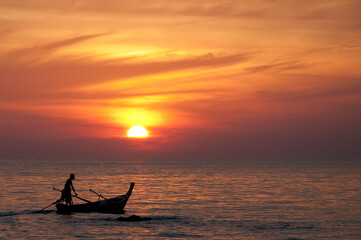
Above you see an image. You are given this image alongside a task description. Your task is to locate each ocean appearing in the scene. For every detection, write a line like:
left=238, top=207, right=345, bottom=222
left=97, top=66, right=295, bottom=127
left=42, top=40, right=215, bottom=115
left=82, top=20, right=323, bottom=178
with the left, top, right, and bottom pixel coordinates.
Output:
left=0, top=158, right=360, bottom=239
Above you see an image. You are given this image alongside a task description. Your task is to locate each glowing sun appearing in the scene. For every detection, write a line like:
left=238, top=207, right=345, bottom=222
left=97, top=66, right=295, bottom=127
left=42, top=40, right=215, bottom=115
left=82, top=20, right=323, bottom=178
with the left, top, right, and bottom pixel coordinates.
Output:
left=127, top=126, right=148, bottom=138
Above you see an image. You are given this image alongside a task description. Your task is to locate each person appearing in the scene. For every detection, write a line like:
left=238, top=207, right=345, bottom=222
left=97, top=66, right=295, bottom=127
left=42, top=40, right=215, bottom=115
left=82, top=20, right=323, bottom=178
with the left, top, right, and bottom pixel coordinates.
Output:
left=60, top=173, right=78, bottom=205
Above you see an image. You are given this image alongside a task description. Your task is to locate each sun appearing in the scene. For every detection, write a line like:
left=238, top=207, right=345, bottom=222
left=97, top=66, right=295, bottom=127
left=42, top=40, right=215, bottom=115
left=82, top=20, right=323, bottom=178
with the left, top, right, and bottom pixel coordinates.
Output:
left=127, top=126, right=148, bottom=138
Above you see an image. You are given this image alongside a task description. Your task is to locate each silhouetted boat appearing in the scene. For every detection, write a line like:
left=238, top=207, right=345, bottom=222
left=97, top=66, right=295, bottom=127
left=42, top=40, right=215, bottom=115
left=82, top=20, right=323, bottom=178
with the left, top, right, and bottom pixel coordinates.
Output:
left=56, top=182, right=135, bottom=214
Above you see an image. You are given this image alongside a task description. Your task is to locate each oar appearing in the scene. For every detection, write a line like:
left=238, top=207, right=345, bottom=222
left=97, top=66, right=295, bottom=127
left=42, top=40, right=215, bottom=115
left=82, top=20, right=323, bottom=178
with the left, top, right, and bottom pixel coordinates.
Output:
left=53, top=187, right=92, bottom=203
left=89, top=188, right=107, bottom=200
left=38, top=200, right=60, bottom=212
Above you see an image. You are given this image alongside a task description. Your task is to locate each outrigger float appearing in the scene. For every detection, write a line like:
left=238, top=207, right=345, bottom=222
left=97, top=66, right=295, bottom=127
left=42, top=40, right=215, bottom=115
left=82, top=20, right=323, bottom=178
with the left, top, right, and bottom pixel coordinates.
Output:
left=54, top=182, right=135, bottom=214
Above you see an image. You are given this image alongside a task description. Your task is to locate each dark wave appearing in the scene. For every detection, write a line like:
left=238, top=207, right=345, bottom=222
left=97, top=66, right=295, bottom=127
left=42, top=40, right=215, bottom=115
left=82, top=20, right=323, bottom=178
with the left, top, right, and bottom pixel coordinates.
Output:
left=149, top=215, right=181, bottom=221
left=208, top=219, right=316, bottom=231
left=0, top=209, right=55, bottom=217
left=282, top=238, right=305, bottom=240
left=156, top=232, right=205, bottom=238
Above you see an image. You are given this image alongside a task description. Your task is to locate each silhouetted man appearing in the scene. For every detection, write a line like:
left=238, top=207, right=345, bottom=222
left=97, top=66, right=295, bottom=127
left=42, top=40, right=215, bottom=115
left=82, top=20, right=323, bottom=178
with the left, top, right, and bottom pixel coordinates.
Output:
left=60, top=173, right=78, bottom=205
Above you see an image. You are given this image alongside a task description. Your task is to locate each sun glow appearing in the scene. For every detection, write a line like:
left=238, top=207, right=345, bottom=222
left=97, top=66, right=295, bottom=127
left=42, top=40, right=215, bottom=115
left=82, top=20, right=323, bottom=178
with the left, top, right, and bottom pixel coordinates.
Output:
left=111, top=108, right=162, bottom=128
left=127, top=126, right=148, bottom=138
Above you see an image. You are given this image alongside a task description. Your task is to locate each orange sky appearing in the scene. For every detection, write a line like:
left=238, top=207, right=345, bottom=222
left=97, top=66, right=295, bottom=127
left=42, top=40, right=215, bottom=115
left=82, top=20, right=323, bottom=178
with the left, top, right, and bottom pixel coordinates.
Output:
left=0, top=0, right=360, bottom=158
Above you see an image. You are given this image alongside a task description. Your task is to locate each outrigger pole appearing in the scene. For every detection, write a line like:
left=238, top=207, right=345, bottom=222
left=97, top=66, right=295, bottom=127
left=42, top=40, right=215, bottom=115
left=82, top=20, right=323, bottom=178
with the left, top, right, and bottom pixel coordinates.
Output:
left=89, top=189, right=107, bottom=200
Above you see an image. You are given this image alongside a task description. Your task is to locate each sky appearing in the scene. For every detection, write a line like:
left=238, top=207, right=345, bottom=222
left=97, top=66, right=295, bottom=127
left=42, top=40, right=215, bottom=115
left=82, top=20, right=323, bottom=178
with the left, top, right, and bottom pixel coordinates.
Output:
left=0, top=0, right=360, bottom=158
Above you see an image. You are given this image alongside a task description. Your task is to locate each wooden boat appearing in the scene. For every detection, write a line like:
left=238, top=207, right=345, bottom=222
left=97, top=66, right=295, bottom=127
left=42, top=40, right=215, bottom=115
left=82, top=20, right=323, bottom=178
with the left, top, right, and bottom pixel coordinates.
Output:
left=56, top=182, right=135, bottom=214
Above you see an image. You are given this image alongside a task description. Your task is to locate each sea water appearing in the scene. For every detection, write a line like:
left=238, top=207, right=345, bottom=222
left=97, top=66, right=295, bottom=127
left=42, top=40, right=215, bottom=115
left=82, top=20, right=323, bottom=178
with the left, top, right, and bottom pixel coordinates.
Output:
left=0, top=158, right=360, bottom=239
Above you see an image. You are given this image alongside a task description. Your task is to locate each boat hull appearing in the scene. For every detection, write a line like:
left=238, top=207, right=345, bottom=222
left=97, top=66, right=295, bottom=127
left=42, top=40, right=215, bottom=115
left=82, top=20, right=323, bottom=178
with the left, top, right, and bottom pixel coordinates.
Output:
left=56, top=182, right=134, bottom=214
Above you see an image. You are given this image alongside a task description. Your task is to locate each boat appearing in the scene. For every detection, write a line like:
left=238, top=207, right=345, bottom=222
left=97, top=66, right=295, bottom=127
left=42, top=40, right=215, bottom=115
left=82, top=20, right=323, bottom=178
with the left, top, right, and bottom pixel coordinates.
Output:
left=56, top=182, right=135, bottom=214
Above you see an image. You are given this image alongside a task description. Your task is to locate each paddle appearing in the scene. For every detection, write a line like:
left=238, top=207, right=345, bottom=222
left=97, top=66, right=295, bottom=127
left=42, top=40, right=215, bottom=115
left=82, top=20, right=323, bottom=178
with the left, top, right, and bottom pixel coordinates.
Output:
left=38, top=200, right=60, bottom=212
left=89, top=188, right=107, bottom=200
left=38, top=199, right=60, bottom=212
left=52, top=187, right=92, bottom=203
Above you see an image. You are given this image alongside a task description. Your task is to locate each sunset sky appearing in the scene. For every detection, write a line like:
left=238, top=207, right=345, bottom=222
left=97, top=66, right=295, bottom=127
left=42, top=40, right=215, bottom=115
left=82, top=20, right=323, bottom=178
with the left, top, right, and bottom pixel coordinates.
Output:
left=0, top=0, right=360, bottom=158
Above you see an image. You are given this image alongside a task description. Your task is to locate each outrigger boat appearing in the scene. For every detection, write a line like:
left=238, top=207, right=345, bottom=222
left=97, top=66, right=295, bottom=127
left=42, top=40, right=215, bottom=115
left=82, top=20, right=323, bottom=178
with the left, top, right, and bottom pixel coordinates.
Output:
left=55, top=182, right=135, bottom=214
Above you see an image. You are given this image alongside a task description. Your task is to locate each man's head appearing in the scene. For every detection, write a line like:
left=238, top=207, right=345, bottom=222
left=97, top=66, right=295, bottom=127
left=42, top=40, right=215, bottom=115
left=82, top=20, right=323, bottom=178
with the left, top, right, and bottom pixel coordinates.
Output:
left=70, top=173, right=75, bottom=180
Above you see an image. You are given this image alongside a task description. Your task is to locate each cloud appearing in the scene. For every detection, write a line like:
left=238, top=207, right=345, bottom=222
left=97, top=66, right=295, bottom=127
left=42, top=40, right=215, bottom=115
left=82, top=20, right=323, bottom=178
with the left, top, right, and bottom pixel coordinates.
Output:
left=2, top=33, right=107, bottom=65
left=246, top=61, right=308, bottom=73
left=0, top=108, right=108, bottom=139
left=2, top=119, right=360, bottom=158
left=0, top=19, right=15, bottom=37
left=254, top=80, right=361, bottom=102
left=3, top=0, right=359, bottom=20
left=0, top=45, right=247, bottom=101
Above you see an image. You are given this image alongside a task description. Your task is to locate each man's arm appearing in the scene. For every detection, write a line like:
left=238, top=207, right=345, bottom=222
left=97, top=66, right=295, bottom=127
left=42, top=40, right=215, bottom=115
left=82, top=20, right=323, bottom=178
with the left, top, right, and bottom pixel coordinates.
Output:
left=71, top=182, right=78, bottom=196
